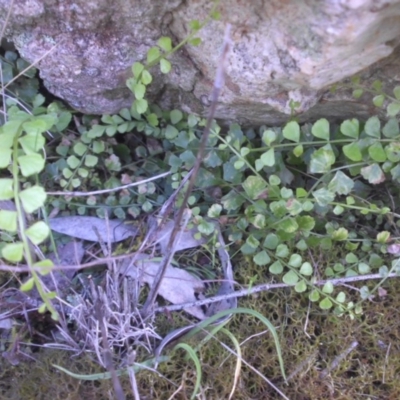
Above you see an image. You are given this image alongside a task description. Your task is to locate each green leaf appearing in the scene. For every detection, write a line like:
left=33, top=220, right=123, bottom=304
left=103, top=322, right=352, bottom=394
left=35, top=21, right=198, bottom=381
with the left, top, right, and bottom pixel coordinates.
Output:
left=322, top=282, right=334, bottom=294
left=300, top=262, right=313, bottom=276
left=197, top=219, right=215, bottom=235
left=189, top=37, right=202, bottom=46
left=78, top=168, right=88, bottom=178
left=0, top=130, right=17, bottom=151
left=33, top=259, right=54, bottom=276
left=293, top=144, right=303, bottom=157
left=328, top=171, right=354, bottom=195
left=188, top=114, right=199, bottom=128
left=25, top=221, right=50, bottom=245
left=372, top=79, right=382, bottom=91
left=132, top=62, right=145, bottom=78
left=312, top=188, right=334, bottom=206
left=341, top=119, right=359, bottom=138
left=387, top=102, right=400, bottom=117
left=377, top=231, right=390, bottom=243
left=73, top=142, right=87, bottom=156
left=253, top=250, right=271, bottom=266
left=160, top=58, right=171, bottom=74
left=282, top=270, right=299, bottom=285
left=296, top=187, right=307, bottom=198
left=105, top=125, right=116, bottom=137
left=170, top=110, right=183, bottom=124
left=2, top=242, right=24, bottom=262
left=20, top=277, right=35, bottom=292
left=141, top=70, right=152, bottom=85
left=373, top=94, right=385, bottom=107
left=119, top=108, right=131, bottom=120
left=309, top=148, right=335, bottom=173
left=63, top=168, right=73, bottom=179
left=240, top=147, right=250, bottom=157
left=1, top=120, right=23, bottom=140
left=279, top=218, right=298, bottom=233
left=269, top=260, right=283, bottom=274
left=270, top=175, right=281, bottom=186
left=165, top=124, right=179, bottom=140
left=18, top=153, right=45, bottom=176
left=207, top=204, right=222, bottom=218
left=346, top=252, right=358, bottom=263
left=22, top=119, right=47, bottom=135
left=336, top=292, right=346, bottom=303
left=0, top=148, right=12, bottom=168
left=56, top=111, right=72, bottom=131
left=281, top=188, right=293, bottom=199
left=260, top=148, right=275, bottom=167
left=262, top=129, right=277, bottom=146
left=364, top=116, right=381, bottom=138
left=394, top=86, right=400, bottom=100
left=343, top=141, right=362, bottom=161
left=18, top=133, right=45, bottom=154
left=382, top=118, right=399, bottom=138
left=38, top=303, right=47, bottom=314
left=189, top=20, right=201, bottom=30
left=87, top=124, right=106, bottom=138
left=309, top=290, right=320, bottom=302
left=133, top=83, right=146, bottom=100
left=358, top=262, right=370, bottom=274
left=147, top=46, right=160, bottom=64
left=297, top=216, right=315, bottom=231
left=276, top=244, right=289, bottom=258
left=283, top=121, right=300, bottom=142
left=133, top=98, right=148, bottom=114
left=385, top=142, right=400, bottom=162
left=331, top=227, right=348, bottom=241
left=157, top=36, right=172, bottom=52
left=294, top=280, right=307, bottom=293
left=311, top=118, right=330, bottom=140
left=379, top=265, right=389, bottom=277
left=84, top=154, right=98, bottom=167
left=368, top=142, right=386, bottom=162
left=352, top=88, right=363, bottom=98
left=19, top=185, right=47, bottom=213
left=242, top=175, right=267, bottom=200
left=263, top=233, right=279, bottom=249
left=360, top=163, right=385, bottom=184
left=319, top=297, right=333, bottom=310
left=246, top=235, right=260, bottom=248
left=67, top=155, right=80, bottom=169
left=146, top=113, right=159, bottom=127
left=234, top=160, right=245, bottom=170
left=0, top=178, right=14, bottom=200
left=286, top=198, right=303, bottom=216
left=0, top=209, right=17, bottom=232
left=288, top=254, right=302, bottom=268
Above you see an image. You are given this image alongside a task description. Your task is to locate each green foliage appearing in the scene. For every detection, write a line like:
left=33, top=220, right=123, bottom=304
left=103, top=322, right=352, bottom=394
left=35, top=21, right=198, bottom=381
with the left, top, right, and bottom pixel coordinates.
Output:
left=3, top=10, right=400, bottom=398
left=0, top=103, right=59, bottom=318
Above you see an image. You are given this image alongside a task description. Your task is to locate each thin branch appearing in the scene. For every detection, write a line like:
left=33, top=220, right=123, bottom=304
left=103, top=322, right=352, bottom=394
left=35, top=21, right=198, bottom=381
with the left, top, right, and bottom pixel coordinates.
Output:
left=319, top=341, right=359, bottom=379
left=46, top=171, right=171, bottom=196
left=141, top=24, right=232, bottom=316
left=153, top=272, right=400, bottom=314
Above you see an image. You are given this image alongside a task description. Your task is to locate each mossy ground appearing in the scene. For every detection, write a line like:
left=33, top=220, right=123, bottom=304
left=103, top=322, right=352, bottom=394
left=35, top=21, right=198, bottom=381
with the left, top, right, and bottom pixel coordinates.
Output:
left=1, top=253, right=400, bottom=400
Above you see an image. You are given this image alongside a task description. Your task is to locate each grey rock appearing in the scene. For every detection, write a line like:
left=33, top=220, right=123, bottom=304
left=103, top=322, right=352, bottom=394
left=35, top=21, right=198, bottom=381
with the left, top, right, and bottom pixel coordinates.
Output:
left=1, top=0, right=400, bottom=125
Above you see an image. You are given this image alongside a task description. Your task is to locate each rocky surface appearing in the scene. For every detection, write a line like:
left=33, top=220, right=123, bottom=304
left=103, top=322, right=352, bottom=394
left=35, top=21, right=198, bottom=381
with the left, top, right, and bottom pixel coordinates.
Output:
left=1, top=0, right=400, bottom=125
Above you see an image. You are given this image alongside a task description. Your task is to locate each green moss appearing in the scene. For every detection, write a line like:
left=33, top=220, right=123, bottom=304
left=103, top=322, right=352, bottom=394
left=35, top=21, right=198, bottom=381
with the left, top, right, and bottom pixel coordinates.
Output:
left=3, top=247, right=400, bottom=399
